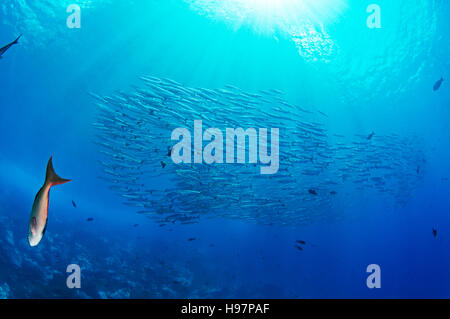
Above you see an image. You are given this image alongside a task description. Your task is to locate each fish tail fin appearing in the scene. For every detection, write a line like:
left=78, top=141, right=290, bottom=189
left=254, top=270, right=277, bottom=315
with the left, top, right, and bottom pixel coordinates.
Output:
left=45, top=156, right=71, bottom=187
left=13, top=35, right=22, bottom=44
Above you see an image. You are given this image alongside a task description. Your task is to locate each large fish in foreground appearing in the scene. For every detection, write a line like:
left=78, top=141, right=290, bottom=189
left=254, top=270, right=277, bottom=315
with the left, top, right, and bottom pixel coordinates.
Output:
left=0, top=35, right=21, bottom=59
left=28, top=157, right=71, bottom=247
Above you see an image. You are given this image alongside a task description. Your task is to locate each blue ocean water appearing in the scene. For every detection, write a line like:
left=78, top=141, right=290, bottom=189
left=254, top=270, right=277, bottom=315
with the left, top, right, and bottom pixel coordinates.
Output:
left=0, top=0, right=449, bottom=298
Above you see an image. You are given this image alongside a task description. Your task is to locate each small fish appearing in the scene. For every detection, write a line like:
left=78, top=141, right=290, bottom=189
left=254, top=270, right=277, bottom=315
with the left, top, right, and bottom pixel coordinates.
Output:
left=0, top=35, right=21, bottom=59
left=133, top=224, right=139, bottom=227
left=188, top=237, right=196, bottom=241
left=161, top=161, right=166, bottom=168
left=433, top=228, right=437, bottom=237
left=296, top=240, right=306, bottom=245
left=72, top=200, right=77, bottom=208
left=367, top=131, right=375, bottom=140
left=167, top=146, right=172, bottom=157
left=87, top=218, right=94, bottom=222
left=28, top=157, right=71, bottom=247
left=433, top=77, right=444, bottom=91
left=295, top=245, right=303, bottom=251
left=317, top=110, right=329, bottom=118
left=308, top=189, right=318, bottom=195
left=330, top=191, right=337, bottom=195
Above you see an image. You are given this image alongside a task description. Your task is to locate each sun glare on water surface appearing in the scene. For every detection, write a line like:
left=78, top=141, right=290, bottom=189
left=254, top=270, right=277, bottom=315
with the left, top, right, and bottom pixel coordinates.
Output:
left=185, top=0, right=349, bottom=62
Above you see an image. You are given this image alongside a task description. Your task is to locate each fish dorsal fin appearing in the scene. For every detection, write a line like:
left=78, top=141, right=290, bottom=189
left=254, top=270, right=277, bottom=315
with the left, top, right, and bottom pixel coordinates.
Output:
left=45, top=156, right=71, bottom=186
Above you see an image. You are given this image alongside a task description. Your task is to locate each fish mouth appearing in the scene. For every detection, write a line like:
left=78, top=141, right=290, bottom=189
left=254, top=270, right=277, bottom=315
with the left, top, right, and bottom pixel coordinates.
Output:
left=28, top=234, right=41, bottom=247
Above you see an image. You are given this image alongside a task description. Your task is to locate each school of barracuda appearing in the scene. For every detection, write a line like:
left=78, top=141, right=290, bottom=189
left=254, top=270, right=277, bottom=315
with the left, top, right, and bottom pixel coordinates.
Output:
left=91, top=76, right=425, bottom=226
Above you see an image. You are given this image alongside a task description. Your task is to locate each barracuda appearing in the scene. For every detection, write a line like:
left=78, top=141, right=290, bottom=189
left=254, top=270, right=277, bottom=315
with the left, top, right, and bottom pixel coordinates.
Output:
left=0, top=35, right=21, bottom=59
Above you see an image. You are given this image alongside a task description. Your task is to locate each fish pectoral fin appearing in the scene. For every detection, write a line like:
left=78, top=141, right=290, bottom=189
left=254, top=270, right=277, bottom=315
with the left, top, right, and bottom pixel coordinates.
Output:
left=31, top=217, right=37, bottom=228
left=30, top=217, right=38, bottom=234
